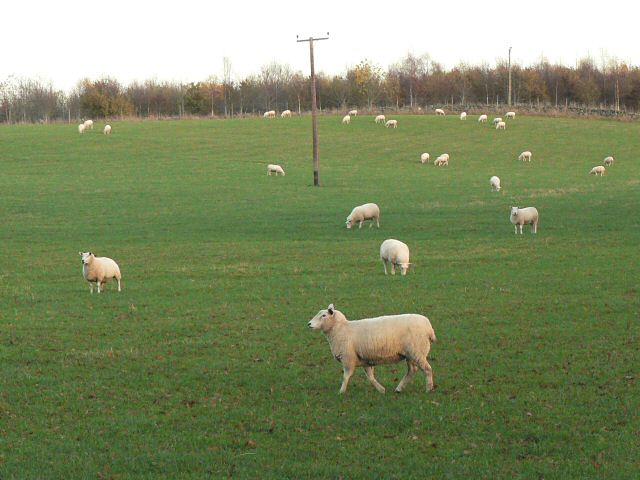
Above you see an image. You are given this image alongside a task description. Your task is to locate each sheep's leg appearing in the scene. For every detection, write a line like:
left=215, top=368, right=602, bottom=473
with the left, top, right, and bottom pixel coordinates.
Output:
left=358, top=220, right=363, bottom=229
left=369, top=219, right=373, bottom=228
left=416, top=358, right=435, bottom=391
left=117, top=277, right=122, bottom=292
left=89, top=282, right=93, bottom=294
left=514, top=225, right=518, bottom=235
left=391, top=263, right=396, bottom=275
left=339, top=364, right=355, bottom=394
left=96, top=280, right=101, bottom=293
left=395, top=361, right=418, bottom=392
left=519, top=224, right=523, bottom=235
left=376, top=217, right=380, bottom=228
left=382, top=260, right=388, bottom=275
left=363, top=366, right=386, bottom=393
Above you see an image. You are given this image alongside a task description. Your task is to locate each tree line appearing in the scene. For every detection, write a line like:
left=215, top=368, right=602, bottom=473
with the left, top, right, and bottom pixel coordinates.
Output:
left=2, top=53, right=640, bottom=123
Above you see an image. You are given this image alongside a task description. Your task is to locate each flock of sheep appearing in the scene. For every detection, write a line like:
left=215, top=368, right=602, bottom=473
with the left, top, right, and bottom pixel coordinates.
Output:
left=78, top=119, right=111, bottom=135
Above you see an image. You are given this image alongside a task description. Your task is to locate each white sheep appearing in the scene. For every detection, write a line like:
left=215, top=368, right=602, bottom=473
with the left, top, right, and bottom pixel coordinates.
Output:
left=348, top=109, right=358, bottom=116
left=490, top=175, right=501, bottom=191
left=496, top=121, right=506, bottom=130
left=346, top=203, right=380, bottom=229
left=420, top=153, right=430, bottom=164
left=434, top=157, right=448, bottom=167
left=385, top=119, right=398, bottom=128
left=460, top=112, right=467, bottom=120
left=263, top=110, right=276, bottom=118
left=79, top=251, right=122, bottom=293
left=603, top=156, right=615, bottom=166
left=78, top=124, right=86, bottom=134
left=506, top=111, right=516, bottom=119
left=308, top=304, right=436, bottom=393
left=267, top=164, right=285, bottom=176
left=510, top=206, right=539, bottom=234
left=83, top=119, right=94, bottom=130
left=281, top=110, right=292, bottom=118
left=380, top=239, right=411, bottom=276
left=375, top=114, right=386, bottom=124
left=492, top=117, right=503, bottom=125
left=435, top=108, right=445, bottom=116
left=103, top=125, right=112, bottom=135
left=342, top=115, right=351, bottom=125
left=589, top=165, right=606, bottom=176
left=478, top=114, right=488, bottom=123
left=519, top=151, right=532, bottom=162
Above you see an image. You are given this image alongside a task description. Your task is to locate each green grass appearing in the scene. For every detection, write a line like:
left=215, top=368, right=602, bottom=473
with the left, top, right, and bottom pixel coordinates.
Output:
left=1, top=115, right=639, bottom=479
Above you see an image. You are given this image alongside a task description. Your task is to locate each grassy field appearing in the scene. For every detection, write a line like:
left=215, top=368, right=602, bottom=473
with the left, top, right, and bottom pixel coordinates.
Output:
left=1, top=114, right=638, bottom=479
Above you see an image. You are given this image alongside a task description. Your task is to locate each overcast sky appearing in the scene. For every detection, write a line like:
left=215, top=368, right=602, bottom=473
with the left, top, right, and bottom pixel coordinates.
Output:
left=2, top=0, right=638, bottom=91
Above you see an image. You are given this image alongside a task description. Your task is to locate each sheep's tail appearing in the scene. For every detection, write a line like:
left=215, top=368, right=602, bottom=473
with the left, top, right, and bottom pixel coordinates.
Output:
left=429, top=329, right=437, bottom=343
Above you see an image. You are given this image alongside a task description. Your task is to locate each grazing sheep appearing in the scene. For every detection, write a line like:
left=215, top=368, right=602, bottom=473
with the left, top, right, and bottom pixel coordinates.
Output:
left=263, top=110, right=276, bottom=118
left=589, top=165, right=606, bottom=176
left=346, top=203, right=380, bottom=229
left=308, top=304, right=436, bottom=393
left=348, top=109, right=358, bottom=116
left=490, top=175, right=501, bottom=191
left=342, top=115, right=351, bottom=125
left=492, top=117, right=503, bottom=125
left=519, top=151, right=532, bottom=162
left=375, top=114, right=386, bottom=124
left=478, top=114, right=488, bottom=123
left=83, top=119, right=94, bottom=130
left=78, top=124, right=86, bottom=134
left=267, top=164, right=285, bottom=176
left=460, top=112, right=467, bottom=120
left=510, top=206, right=539, bottom=234
left=435, top=108, right=445, bottom=116
left=385, top=119, right=398, bottom=128
left=79, top=251, right=122, bottom=294
left=380, top=239, right=411, bottom=276
left=420, top=153, right=431, bottom=164
left=434, top=157, right=448, bottom=166
left=603, top=156, right=615, bottom=166
left=103, top=125, right=112, bottom=135
left=496, top=121, right=506, bottom=130
left=505, top=111, right=516, bottom=119
left=281, top=110, right=292, bottom=118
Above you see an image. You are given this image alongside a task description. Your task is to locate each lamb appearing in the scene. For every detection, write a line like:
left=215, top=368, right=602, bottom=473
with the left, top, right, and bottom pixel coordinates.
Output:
left=346, top=203, right=380, bottom=229
left=348, top=109, right=358, bottom=116
left=510, top=206, right=539, bottom=234
left=308, top=304, right=436, bottom=393
left=385, top=119, right=398, bottom=128
left=79, top=251, right=122, bottom=293
left=83, top=119, right=94, bottom=130
left=420, top=152, right=430, bottom=164
left=505, top=111, right=516, bottom=119
left=281, top=110, right=292, bottom=118
left=267, top=164, right=285, bottom=176
left=78, top=124, right=86, bottom=134
left=342, top=115, right=351, bottom=125
left=603, top=156, right=615, bottom=166
left=496, top=121, right=506, bottom=130
left=435, top=108, right=445, bottom=116
left=375, top=114, right=386, bottom=124
left=492, top=117, right=503, bottom=125
left=103, top=125, right=112, bottom=135
left=460, top=112, right=467, bottom=120
left=519, top=151, right=532, bottom=162
left=263, top=110, right=276, bottom=118
left=490, top=175, right=501, bottom=191
left=380, top=239, right=411, bottom=276
left=589, top=165, right=606, bottom=176
left=478, top=114, right=488, bottom=123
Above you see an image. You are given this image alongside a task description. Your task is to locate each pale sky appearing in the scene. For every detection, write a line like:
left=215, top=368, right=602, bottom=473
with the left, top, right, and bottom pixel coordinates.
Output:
left=2, top=0, right=638, bottom=91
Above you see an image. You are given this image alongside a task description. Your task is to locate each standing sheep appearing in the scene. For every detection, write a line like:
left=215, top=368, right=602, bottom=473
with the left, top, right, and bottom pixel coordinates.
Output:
left=496, top=121, right=506, bottom=130
left=380, top=239, right=411, bottom=275
left=420, top=153, right=430, bottom=164
left=519, top=151, right=532, bottom=162
left=492, top=117, right=503, bottom=125
left=478, top=114, right=488, bottom=123
left=434, top=157, right=448, bottom=166
left=83, top=119, right=94, bottom=130
left=103, top=125, right=112, bottom=135
left=281, top=110, right=292, bottom=118
left=78, top=124, right=86, bottom=134
left=589, top=165, right=606, bottom=176
left=308, top=304, right=436, bottom=393
left=342, top=115, right=351, bottom=125
left=385, top=119, right=398, bottom=128
left=348, top=109, right=358, bottom=116
left=435, top=108, right=445, bottom=116
left=460, top=112, right=467, bottom=120
left=490, top=176, right=501, bottom=191
left=267, top=164, right=285, bottom=176
left=505, top=111, right=516, bottom=119
left=263, top=110, right=276, bottom=118
left=510, top=206, right=539, bottom=234
left=346, top=203, right=380, bottom=229
left=79, top=252, right=122, bottom=293
left=375, top=114, right=386, bottom=124
left=603, top=156, right=615, bottom=166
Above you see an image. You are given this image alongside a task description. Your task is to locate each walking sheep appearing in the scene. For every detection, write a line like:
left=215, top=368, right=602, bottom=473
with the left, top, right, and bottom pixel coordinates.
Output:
left=79, top=252, right=122, bottom=293
left=346, top=203, right=380, bottom=229
left=603, top=156, right=614, bottom=166
left=420, top=153, right=430, bottom=164
left=267, top=164, right=285, bottom=176
left=380, top=239, right=411, bottom=276
left=519, top=151, right=532, bottom=162
left=375, top=114, right=386, bottom=124
left=490, top=175, right=501, bottom=191
left=510, top=206, right=539, bottom=234
left=308, top=304, right=436, bottom=394
left=589, top=165, right=606, bottom=176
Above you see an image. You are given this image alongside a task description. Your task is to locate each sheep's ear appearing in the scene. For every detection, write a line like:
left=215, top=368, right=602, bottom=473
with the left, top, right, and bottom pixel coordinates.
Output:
left=79, top=252, right=82, bottom=256
left=328, top=304, right=334, bottom=315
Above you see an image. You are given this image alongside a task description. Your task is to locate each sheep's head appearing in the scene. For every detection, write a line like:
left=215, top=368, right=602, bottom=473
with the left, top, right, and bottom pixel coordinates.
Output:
left=308, top=304, right=345, bottom=332
left=345, top=216, right=353, bottom=229
left=399, top=263, right=411, bottom=276
left=79, top=252, right=94, bottom=265
left=510, top=207, right=519, bottom=217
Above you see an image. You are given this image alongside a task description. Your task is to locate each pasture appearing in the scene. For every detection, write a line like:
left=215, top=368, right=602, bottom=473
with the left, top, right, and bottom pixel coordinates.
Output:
left=0, top=115, right=638, bottom=478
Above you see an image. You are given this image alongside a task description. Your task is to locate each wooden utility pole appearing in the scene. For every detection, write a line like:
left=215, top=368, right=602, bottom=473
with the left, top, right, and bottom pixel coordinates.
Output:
left=297, top=33, right=329, bottom=186
left=508, top=47, right=512, bottom=106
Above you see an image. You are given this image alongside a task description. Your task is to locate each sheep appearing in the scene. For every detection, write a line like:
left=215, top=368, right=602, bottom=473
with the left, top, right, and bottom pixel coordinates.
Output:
left=505, top=111, right=516, bottom=119
left=281, top=110, right=292, bottom=118
left=490, top=175, right=501, bottom=191
left=603, top=156, right=615, bottom=166
left=385, top=119, right=398, bottom=128
left=267, top=164, right=285, bottom=176
left=380, top=239, right=411, bottom=276
left=263, top=110, right=276, bottom=118
left=308, top=304, right=436, bottom=394
left=496, top=121, right=506, bottom=130
left=510, top=206, right=539, bottom=234
left=492, top=117, right=503, bottom=125
left=348, top=109, right=358, bottom=116
left=346, top=203, right=380, bottom=229
left=460, top=112, right=467, bottom=120
left=478, top=114, right=488, bottom=123
left=435, top=108, right=445, bottom=116
left=79, top=251, right=122, bottom=294
left=375, top=114, right=386, bottom=124
left=103, top=125, right=112, bottom=135
left=434, top=157, right=448, bottom=166
left=589, top=165, right=606, bottom=176
left=78, top=124, right=86, bottom=134
left=420, top=153, right=430, bottom=164
left=342, top=115, right=351, bottom=125
left=83, top=119, right=94, bottom=130
left=519, top=151, right=532, bottom=162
